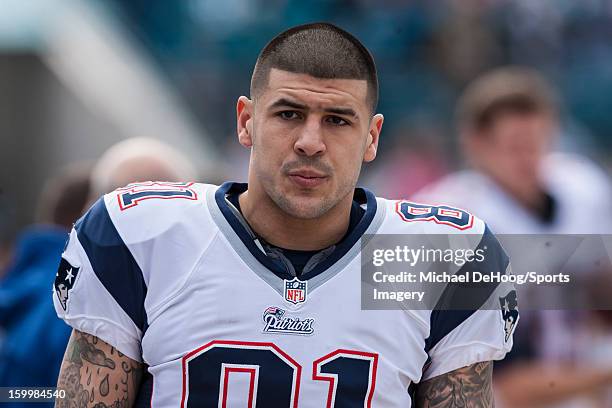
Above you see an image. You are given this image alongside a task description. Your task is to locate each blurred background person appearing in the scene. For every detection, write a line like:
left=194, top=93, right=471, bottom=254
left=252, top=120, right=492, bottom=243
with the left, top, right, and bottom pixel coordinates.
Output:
left=0, top=137, right=195, bottom=408
left=88, top=137, right=197, bottom=202
left=414, top=67, right=612, bottom=408
left=0, top=163, right=91, bottom=396
left=415, top=66, right=612, bottom=234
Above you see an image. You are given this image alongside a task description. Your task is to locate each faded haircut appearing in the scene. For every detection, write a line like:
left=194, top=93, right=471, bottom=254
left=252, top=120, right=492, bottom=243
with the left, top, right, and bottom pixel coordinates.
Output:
left=250, top=22, right=379, bottom=113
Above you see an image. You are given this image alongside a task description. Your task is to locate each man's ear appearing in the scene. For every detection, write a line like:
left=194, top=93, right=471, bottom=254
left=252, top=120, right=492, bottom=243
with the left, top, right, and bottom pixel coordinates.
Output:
left=237, top=96, right=254, bottom=147
left=363, top=113, right=384, bottom=162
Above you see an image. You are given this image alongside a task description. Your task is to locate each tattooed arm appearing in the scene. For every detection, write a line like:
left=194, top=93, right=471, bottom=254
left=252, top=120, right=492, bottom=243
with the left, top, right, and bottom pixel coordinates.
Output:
left=414, top=361, right=494, bottom=408
left=55, top=329, right=144, bottom=408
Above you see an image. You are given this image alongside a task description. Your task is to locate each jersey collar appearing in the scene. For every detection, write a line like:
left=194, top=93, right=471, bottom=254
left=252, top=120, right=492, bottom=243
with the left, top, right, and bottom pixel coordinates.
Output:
left=213, top=181, right=378, bottom=281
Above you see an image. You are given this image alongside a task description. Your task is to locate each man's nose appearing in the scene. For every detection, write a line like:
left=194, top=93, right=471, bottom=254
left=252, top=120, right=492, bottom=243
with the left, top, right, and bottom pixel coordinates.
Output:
left=294, top=117, right=326, bottom=157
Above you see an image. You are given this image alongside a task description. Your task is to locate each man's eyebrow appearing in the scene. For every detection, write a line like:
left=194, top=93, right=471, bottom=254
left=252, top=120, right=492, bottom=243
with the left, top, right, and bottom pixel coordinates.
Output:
left=324, top=107, right=358, bottom=118
left=269, top=98, right=307, bottom=110
left=269, top=98, right=358, bottom=118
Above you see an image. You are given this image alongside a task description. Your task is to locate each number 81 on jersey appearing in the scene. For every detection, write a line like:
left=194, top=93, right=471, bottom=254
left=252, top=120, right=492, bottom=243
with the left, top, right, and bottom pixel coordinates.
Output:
left=181, top=340, right=378, bottom=408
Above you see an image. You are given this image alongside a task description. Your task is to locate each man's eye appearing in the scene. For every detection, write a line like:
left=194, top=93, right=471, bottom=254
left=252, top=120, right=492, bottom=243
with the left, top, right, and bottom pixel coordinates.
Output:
left=279, top=111, right=300, bottom=120
left=326, top=116, right=349, bottom=126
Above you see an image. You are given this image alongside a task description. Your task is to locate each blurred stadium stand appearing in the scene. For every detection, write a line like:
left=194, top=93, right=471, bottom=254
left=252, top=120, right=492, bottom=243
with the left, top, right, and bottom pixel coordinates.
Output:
left=0, top=0, right=217, bottom=240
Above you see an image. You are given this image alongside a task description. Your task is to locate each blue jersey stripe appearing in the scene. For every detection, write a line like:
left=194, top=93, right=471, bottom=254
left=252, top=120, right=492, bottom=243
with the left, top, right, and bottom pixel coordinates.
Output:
left=424, top=225, right=509, bottom=354
left=75, top=198, right=148, bottom=333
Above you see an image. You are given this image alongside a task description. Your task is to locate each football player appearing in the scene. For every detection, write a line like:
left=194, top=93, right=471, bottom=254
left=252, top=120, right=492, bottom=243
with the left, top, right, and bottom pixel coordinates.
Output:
left=415, top=67, right=612, bottom=407
left=54, top=23, right=516, bottom=407
left=415, top=66, right=612, bottom=235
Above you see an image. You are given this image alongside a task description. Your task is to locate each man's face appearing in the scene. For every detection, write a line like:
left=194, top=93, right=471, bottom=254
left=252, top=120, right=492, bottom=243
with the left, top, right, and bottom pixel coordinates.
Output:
left=468, top=111, right=555, bottom=197
left=237, top=69, right=383, bottom=219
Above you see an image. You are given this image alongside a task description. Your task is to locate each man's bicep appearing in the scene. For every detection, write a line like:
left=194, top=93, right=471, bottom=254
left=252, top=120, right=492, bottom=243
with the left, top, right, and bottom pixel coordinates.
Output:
left=56, top=329, right=143, bottom=408
left=414, top=361, right=494, bottom=408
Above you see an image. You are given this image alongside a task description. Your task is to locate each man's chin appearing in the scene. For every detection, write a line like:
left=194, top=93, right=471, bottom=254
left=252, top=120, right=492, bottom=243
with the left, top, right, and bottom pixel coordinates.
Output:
left=275, top=193, right=333, bottom=220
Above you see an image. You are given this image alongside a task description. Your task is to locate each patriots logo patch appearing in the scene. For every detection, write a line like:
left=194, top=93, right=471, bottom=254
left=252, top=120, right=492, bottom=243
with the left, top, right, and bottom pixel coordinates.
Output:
left=55, top=258, right=80, bottom=310
left=499, top=290, right=519, bottom=342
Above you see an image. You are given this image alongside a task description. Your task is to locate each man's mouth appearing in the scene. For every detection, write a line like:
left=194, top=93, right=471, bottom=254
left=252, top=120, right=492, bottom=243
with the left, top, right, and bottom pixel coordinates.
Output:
left=287, top=170, right=328, bottom=188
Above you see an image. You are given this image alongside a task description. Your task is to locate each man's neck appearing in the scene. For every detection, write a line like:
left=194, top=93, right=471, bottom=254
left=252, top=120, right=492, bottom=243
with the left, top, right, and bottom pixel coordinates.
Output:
left=238, top=187, right=353, bottom=251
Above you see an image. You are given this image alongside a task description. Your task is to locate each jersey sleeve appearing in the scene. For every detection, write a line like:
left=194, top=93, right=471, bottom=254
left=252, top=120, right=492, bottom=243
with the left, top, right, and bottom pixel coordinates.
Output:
left=53, top=197, right=147, bottom=362
left=421, top=225, right=518, bottom=381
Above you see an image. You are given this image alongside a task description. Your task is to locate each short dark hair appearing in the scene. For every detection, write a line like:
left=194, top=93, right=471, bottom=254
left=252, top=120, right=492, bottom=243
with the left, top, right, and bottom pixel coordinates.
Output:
left=251, top=22, right=379, bottom=112
left=457, top=66, right=559, bottom=132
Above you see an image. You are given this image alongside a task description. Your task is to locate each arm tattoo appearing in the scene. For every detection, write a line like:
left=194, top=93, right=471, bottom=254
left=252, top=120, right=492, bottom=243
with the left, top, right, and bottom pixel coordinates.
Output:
left=415, top=361, right=494, bottom=408
left=56, top=330, right=143, bottom=408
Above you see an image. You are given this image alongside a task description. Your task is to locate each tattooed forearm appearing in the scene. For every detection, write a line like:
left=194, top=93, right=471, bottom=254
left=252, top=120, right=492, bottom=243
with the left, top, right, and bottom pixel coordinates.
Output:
left=56, top=329, right=143, bottom=408
left=415, top=361, right=494, bottom=408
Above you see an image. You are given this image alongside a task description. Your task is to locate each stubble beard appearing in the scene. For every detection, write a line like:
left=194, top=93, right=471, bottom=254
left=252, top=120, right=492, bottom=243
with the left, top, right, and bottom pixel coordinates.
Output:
left=262, top=163, right=359, bottom=219
left=270, top=184, right=341, bottom=219
left=250, top=130, right=362, bottom=220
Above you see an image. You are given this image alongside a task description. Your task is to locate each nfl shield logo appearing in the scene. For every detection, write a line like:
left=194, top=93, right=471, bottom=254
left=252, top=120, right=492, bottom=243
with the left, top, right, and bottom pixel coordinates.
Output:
left=284, top=277, right=307, bottom=305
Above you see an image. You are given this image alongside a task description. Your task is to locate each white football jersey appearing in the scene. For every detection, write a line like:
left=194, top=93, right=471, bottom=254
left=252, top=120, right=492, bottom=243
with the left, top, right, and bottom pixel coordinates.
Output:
left=54, top=181, right=516, bottom=407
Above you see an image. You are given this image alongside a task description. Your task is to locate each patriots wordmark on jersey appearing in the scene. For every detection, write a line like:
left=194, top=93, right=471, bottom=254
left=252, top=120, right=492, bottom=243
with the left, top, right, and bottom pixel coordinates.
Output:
left=54, top=181, right=517, bottom=407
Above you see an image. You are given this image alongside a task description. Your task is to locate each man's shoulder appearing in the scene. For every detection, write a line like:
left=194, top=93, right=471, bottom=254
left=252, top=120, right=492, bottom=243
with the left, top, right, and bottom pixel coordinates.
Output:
left=74, top=182, right=218, bottom=251
left=103, top=181, right=214, bottom=212
left=374, top=194, right=487, bottom=236
left=57, top=182, right=221, bottom=343
left=544, top=152, right=611, bottom=199
left=412, top=170, right=493, bottom=208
